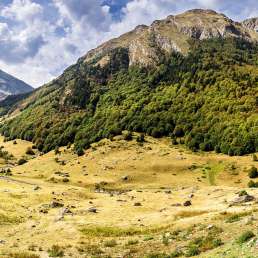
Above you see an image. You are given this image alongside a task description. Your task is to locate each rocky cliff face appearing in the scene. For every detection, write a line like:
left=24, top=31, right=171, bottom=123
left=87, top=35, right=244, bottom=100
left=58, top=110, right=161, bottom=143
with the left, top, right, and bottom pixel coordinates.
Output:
left=0, top=69, right=33, bottom=100
left=242, top=17, right=258, bottom=32
left=83, top=9, right=258, bottom=68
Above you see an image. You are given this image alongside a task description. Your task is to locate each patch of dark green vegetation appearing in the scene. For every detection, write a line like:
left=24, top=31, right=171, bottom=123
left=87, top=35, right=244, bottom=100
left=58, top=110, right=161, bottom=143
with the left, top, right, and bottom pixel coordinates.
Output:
left=236, top=231, right=255, bottom=244
left=1, top=39, right=258, bottom=156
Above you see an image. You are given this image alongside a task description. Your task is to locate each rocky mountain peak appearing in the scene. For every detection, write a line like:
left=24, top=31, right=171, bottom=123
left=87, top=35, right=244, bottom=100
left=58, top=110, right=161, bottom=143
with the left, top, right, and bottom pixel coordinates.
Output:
left=82, top=9, right=258, bottom=68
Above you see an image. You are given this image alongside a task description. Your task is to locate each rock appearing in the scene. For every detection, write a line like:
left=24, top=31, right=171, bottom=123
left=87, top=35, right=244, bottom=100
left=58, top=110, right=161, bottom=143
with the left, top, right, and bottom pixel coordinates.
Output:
left=59, top=207, right=72, bottom=216
left=0, top=240, right=6, bottom=244
left=230, top=194, right=255, bottom=205
left=188, top=194, right=194, bottom=198
left=122, top=175, right=129, bottom=181
left=50, top=201, right=64, bottom=208
left=171, top=203, right=182, bottom=207
left=183, top=200, right=192, bottom=207
left=207, top=224, right=214, bottom=230
left=164, top=190, right=172, bottom=194
left=88, top=207, right=97, bottom=213
left=33, top=185, right=41, bottom=191
left=134, top=202, right=142, bottom=207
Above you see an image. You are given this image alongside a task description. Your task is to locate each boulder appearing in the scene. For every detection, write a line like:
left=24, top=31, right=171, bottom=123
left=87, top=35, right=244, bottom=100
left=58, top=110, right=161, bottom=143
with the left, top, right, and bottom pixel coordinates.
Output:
left=183, top=200, right=192, bottom=207
left=88, top=207, right=97, bottom=213
left=230, top=194, right=255, bottom=205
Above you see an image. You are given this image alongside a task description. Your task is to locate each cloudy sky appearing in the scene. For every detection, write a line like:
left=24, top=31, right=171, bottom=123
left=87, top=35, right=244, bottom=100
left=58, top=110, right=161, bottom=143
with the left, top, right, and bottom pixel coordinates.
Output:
left=0, top=0, right=258, bottom=87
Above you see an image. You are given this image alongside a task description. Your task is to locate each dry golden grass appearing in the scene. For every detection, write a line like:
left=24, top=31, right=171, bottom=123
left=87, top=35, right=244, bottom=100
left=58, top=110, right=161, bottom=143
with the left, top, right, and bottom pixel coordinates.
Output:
left=0, top=135, right=257, bottom=257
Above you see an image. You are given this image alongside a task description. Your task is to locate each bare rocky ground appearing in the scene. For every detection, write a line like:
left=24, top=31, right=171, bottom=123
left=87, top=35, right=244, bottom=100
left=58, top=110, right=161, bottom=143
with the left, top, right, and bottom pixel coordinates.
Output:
left=0, top=134, right=257, bottom=258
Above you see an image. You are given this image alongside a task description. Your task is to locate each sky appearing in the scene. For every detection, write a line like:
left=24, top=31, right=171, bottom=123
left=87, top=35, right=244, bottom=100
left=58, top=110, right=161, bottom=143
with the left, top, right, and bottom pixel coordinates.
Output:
left=0, top=0, right=258, bottom=87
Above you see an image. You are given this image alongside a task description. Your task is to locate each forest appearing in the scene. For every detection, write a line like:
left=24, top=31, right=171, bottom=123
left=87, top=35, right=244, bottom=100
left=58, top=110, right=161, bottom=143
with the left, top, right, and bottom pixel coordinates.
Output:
left=1, top=38, right=258, bottom=156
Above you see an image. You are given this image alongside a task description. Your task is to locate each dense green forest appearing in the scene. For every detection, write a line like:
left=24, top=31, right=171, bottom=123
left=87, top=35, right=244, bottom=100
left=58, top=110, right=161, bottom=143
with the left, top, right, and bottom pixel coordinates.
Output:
left=1, top=38, right=258, bottom=156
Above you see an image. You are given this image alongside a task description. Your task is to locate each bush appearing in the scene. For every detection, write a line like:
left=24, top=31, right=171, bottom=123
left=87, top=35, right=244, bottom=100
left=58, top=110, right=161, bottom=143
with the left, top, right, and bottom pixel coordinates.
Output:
left=248, top=166, right=258, bottom=178
left=248, top=180, right=258, bottom=188
left=48, top=245, right=64, bottom=257
left=252, top=154, right=258, bottom=161
left=26, top=147, right=35, bottom=155
left=18, top=158, right=27, bottom=165
left=10, top=252, right=40, bottom=258
left=236, top=231, right=255, bottom=244
left=124, top=131, right=133, bottom=141
left=104, top=239, right=117, bottom=247
left=137, top=133, right=145, bottom=143
left=185, top=245, right=200, bottom=257
left=76, top=147, right=84, bottom=156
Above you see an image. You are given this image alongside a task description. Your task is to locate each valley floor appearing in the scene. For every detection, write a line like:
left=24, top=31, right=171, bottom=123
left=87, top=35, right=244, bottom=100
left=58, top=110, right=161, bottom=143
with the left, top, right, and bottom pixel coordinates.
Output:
left=0, top=134, right=257, bottom=258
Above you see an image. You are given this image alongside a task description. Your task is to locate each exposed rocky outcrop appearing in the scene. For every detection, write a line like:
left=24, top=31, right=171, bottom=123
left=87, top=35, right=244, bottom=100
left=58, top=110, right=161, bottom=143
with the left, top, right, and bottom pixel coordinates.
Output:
left=242, top=18, right=258, bottom=32
left=82, top=9, right=258, bottom=68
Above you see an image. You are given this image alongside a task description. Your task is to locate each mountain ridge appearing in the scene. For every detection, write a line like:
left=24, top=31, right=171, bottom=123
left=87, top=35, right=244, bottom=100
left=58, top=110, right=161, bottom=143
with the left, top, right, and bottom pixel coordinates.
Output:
left=0, top=69, right=33, bottom=100
left=0, top=9, right=257, bottom=156
left=82, top=9, right=258, bottom=68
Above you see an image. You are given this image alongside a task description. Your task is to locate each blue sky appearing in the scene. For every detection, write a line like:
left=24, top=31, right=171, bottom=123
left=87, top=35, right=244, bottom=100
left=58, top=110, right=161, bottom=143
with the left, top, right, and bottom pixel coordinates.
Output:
left=0, top=0, right=258, bottom=87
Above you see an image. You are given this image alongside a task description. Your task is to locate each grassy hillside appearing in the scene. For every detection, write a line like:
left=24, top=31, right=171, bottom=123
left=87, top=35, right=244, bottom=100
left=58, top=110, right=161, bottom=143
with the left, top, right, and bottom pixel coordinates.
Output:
left=0, top=38, right=258, bottom=155
left=0, top=135, right=257, bottom=257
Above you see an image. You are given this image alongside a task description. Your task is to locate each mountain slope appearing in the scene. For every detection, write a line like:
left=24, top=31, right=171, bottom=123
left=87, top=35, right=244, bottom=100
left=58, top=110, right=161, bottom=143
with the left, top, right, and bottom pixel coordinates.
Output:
left=0, top=9, right=258, bottom=156
left=242, top=17, right=258, bottom=32
left=0, top=69, right=33, bottom=100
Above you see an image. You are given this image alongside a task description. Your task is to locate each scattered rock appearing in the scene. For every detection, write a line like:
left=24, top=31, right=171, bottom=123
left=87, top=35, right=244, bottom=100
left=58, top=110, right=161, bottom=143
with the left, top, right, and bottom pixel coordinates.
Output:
left=188, top=194, right=194, bottom=198
left=164, top=190, right=172, bottom=194
left=134, top=202, right=142, bottom=207
left=171, top=203, right=182, bottom=207
left=60, top=207, right=72, bottom=216
left=88, top=207, right=97, bottom=213
left=121, top=175, right=129, bottom=181
left=207, top=224, right=214, bottom=230
left=33, top=185, right=41, bottom=191
left=183, top=200, right=192, bottom=207
left=50, top=201, right=64, bottom=208
left=0, top=240, right=6, bottom=244
left=230, top=194, right=255, bottom=206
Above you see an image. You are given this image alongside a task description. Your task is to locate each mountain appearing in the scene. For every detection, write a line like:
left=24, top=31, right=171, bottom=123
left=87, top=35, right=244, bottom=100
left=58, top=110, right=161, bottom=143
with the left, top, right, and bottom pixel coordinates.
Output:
left=242, top=17, right=258, bottom=32
left=0, top=69, right=33, bottom=100
left=0, top=9, right=258, bottom=156
left=84, top=9, right=258, bottom=67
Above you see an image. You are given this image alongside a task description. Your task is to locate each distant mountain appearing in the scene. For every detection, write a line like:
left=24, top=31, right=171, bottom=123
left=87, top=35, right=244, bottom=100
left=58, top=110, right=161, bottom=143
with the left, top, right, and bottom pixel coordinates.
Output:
left=0, top=9, right=258, bottom=156
left=0, top=69, right=33, bottom=100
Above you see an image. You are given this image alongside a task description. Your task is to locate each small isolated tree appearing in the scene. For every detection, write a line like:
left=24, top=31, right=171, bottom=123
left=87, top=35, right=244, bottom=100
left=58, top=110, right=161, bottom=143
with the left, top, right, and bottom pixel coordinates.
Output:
left=124, top=131, right=133, bottom=141
left=18, top=158, right=27, bottom=165
left=76, top=147, right=84, bottom=156
left=248, top=166, right=258, bottom=179
left=26, top=147, right=35, bottom=155
left=136, top=133, right=145, bottom=143
left=248, top=180, right=258, bottom=188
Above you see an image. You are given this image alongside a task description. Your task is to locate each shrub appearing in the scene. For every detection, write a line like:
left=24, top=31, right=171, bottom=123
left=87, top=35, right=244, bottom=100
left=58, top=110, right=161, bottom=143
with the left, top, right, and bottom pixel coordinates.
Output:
left=18, top=158, right=27, bottom=165
left=76, top=147, right=84, bottom=156
left=48, top=245, right=64, bottom=257
left=248, top=166, right=258, bottom=178
left=10, top=252, right=40, bottom=258
left=170, top=249, right=183, bottom=257
left=26, top=147, right=35, bottom=155
left=104, top=239, right=117, bottom=247
left=126, top=239, right=139, bottom=246
left=185, top=244, right=200, bottom=257
left=248, top=180, right=258, bottom=188
left=252, top=154, right=258, bottom=161
left=124, top=131, right=133, bottom=141
left=236, top=231, right=255, bottom=244
left=136, top=133, right=145, bottom=143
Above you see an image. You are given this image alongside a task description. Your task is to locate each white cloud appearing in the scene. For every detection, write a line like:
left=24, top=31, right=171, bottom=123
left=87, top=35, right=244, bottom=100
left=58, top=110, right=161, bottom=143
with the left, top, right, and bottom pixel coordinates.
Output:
left=0, top=0, right=257, bottom=87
